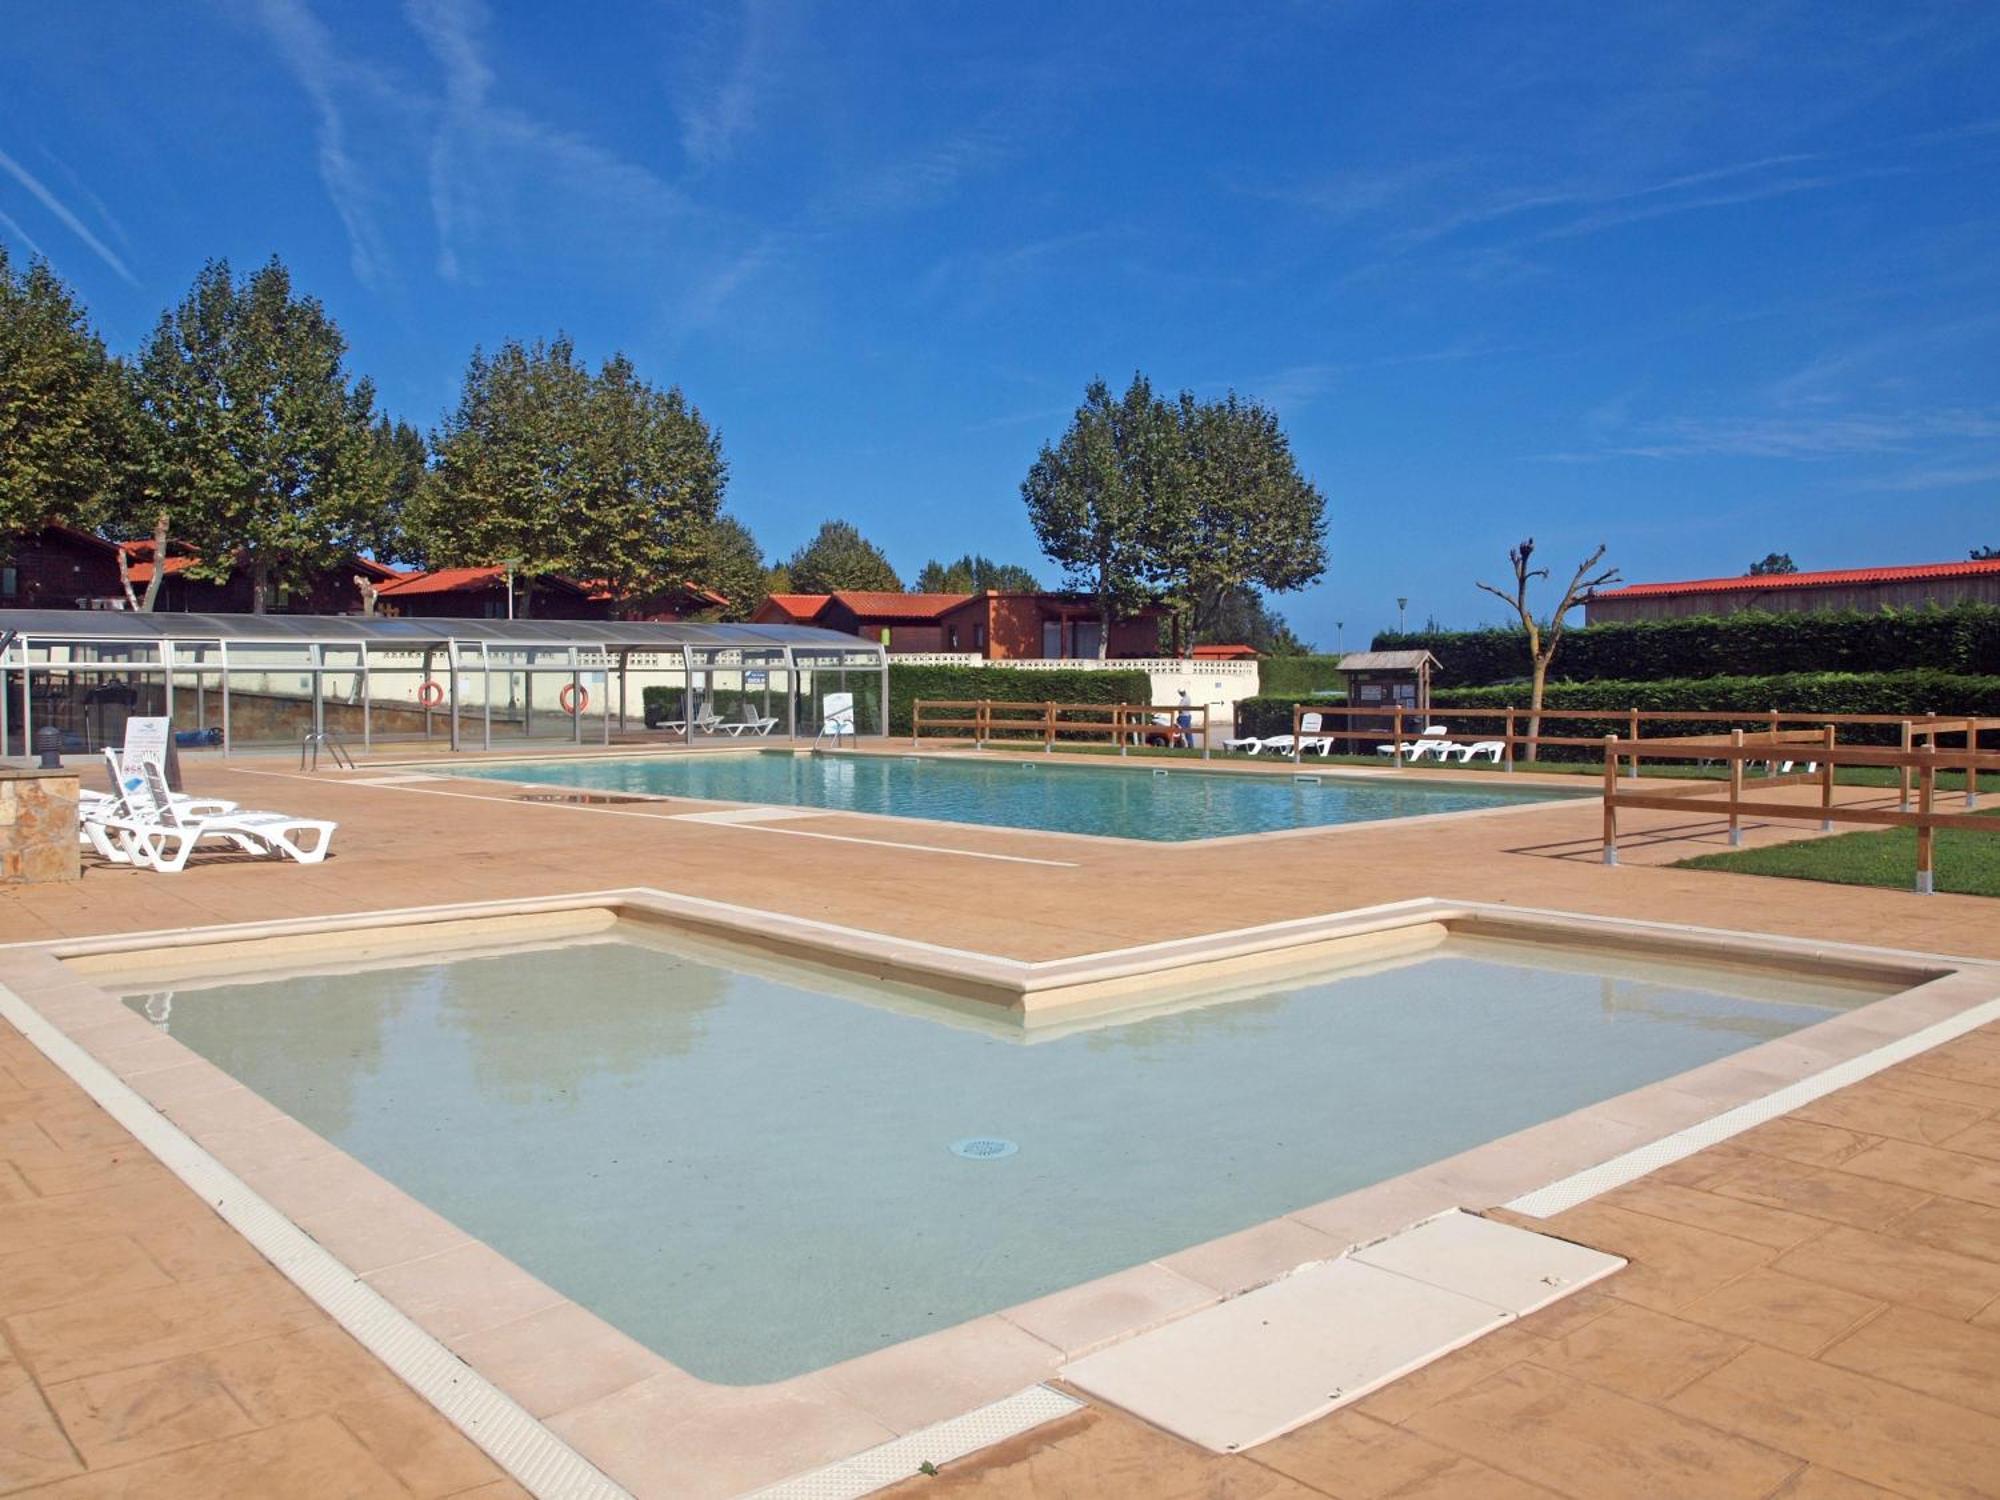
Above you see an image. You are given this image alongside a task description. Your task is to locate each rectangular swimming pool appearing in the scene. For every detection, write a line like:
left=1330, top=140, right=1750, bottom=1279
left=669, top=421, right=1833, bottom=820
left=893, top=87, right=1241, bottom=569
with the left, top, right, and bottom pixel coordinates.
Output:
left=121, top=924, right=1884, bottom=1384
left=450, top=751, right=1582, bottom=840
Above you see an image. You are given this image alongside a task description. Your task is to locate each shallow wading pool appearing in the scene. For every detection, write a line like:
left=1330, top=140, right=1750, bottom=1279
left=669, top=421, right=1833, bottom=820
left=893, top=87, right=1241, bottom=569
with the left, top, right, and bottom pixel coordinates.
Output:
left=116, top=922, right=1889, bottom=1384
left=449, top=750, right=1585, bottom=840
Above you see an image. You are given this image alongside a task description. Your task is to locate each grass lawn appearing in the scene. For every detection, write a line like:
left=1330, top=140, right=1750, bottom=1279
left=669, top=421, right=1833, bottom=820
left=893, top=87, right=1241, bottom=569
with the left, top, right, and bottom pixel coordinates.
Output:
left=1676, top=807, right=2000, bottom=897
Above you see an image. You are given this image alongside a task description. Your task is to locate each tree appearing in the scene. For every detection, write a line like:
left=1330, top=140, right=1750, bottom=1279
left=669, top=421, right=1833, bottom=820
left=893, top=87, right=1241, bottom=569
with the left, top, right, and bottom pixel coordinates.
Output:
left=1474, top=538, right=1621, bottom=759
left=134, top=257, right=391, bottom=612
left=1154, top=391, right=1327, bottom=654
left=1022, top=375, right=1172, bottom=657
left=695, top=514, right=770, bottom=621
left=913, top=553, right=1040, bottom=593
left=0, top=247, right=143, bottom=542
left=410, top=337, right=725, bottom=616
left=1748, top=552, right=1797, bottom=575
left=785, top=519, right=901, bottom=592
left=364, top=417, right=428, bottom=564
left=1973, top=545, right=1999, bottom=561
left=1198, top=585, right=1309, bottom=654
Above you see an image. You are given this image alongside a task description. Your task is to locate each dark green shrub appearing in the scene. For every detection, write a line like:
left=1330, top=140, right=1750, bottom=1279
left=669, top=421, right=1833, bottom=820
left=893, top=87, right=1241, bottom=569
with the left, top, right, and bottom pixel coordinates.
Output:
left=1373, top=605, right=2000, bottom=687
left=890, top=665, right=1152, bottom=736
left=1256, top=655, right=1349, bottom=699
left=1232, top=693, right=1349, bottom=740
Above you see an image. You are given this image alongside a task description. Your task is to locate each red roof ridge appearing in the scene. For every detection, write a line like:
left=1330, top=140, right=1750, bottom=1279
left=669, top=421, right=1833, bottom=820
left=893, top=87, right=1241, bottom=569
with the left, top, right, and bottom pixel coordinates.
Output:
left=1597, top=556, right=2000, bottom=601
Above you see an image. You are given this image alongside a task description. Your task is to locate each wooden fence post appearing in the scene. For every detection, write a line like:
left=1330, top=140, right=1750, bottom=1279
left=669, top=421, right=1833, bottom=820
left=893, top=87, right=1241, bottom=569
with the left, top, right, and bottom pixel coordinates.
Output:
left=1044, top=701, right=1055, bottom=753
left=1899, top=719, right=1913, bottom=811
left=1820, top=724, right=1835, bottom=831
left=1602, top=734, right=1619, bottom=866
left=1292, top=703, right=1303, bottom=766
left=1628, top=707, right=1641, bottom=780
left=1392, top=707, right=1405, bottom=769
left=1967, top=716, right=1980, bottom=810
left=1201, top=704, right=1211, bottom=761
left=1916, top=751, right=1936, bottom=895
left=1728, top=729, right=1745, bottom=847
left=1503, top=707, right=1515, bottom=772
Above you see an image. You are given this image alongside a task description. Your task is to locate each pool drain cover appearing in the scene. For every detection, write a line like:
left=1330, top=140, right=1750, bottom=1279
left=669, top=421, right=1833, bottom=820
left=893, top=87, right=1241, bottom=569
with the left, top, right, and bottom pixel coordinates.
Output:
left=950, top=1137, right=1019, bottom=1160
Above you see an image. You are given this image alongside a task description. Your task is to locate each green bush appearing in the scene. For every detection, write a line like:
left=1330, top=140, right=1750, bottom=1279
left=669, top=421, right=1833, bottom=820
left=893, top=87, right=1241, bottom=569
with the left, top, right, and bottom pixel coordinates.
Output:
left=1232, top=693, right=1349, bottom=740
left=1373, top=606, right=2000, bottom=687
left=1256, top=654, right=1349, bottom=699
left=1427, top=670, right=2000, bottom=760
left=889, top=664, right=1152, bottom=737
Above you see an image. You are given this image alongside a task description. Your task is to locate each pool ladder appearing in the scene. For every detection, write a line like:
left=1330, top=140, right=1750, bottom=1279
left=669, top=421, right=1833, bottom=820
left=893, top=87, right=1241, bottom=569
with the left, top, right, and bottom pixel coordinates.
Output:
left=299, top=728, right=357, bottom=772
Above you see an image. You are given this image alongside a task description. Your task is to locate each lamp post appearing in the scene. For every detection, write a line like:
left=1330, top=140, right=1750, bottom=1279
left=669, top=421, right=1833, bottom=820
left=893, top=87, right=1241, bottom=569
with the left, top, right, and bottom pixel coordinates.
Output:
left=1396, top=597, right=1408, bottom=634
left=503, top=557, right=522, bottom=621
left=1335, top=620, right=1344, bottom=653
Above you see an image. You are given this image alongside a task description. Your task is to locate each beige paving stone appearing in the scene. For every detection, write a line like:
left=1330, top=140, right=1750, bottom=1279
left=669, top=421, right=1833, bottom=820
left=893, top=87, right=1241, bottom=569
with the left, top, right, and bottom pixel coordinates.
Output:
left=1940, top=1117, right=2000, bottom=1161
left=1711, top=1156, right=1934, bottom=1231
left=1372, top=1456, right=1566, bottom=1499
left=1348, top=1321, right=1550, bottom=1426
left=1670, top=1344, right=2000, bottom=1499
left=334, top=1392, right=505, bottom=1498
left=1594, top=1177, right=1828, bottom=1249
left=1525, top=1301, right=1748, bottom=1402
left=1158, top=1216, right=1347, bottom=1296
left=1253, top=1408, right=1463, bottom=1496
left=0, top=1236, right=172, bottom=1319
left=42, top=1354, right=254, bottom=1471
left=1835, top=1138, right=2000, bottom=1209
left=15, top=1149, right=177, bottom=1201
left=1874, top=1068, right=2000, bottom=1111
left=1887, top=1195, right=2000, bottom=1265
left=999, top=1261, right=1218, bottom=1358
left=0, top=1359, right=85, bottom=1492
left=1403, top=1363, right=1800, bottom=1500
left=816, top=1315, right=1062, bottom=1434
left=1732, top=1117, right=1879, bottom=1169
left=1771, top=1467, right=1908, bottom=1500
left=1792, top=1085, right=1990, bottom=1146
left=1821, top=1304, right=2000, bottom=1417
left=128, top=1213, right=276, bottom=1284
left=1674, top=1268, right=1884, bottom=1357
left=451, top=1301, right=670, bottom=1421
left=1773, top=1224, right=2000, bottom=1319
left=1534, top=1202, right=1777, bottom=1313
left=360, top=1240, right=566, bottom=1344
left=18, top=1412, right=406, bottom=1499
left=205, top=1326, right=411, bottom=1426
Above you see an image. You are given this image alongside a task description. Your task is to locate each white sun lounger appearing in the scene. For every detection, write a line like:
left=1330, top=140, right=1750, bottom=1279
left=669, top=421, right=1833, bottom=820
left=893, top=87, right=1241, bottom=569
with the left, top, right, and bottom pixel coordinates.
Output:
left=718, top=712, right=778, bottom=737
left=102, top=758, right=336, bottom=873
left=1378, top=726, right=1456, bottom=760
left=80, top=752, right=240, bottom=864
left=1446, top=740, right=1506, bottom=764
left=1261, top=711, right=1335, bottom=757
left=1221, top=733, right=1265, bottom=754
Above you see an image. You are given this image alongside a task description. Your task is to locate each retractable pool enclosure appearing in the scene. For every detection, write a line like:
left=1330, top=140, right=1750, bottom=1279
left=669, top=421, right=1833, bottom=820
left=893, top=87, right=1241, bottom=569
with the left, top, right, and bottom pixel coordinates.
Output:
left=0, top=610, right=890, bottom=756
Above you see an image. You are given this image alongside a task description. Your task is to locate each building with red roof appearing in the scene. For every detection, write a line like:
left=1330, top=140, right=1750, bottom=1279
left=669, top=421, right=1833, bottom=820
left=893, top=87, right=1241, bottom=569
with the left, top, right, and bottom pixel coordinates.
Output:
left=747, top=588, right=1169, bottom=657
left=1586, top=556, right=2000, bottom=623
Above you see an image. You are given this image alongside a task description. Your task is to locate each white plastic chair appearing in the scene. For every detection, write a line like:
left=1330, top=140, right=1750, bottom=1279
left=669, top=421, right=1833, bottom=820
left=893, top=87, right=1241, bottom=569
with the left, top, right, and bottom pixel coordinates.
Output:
left=1262, top=711, right=1335, bottom=757
left=103, top=758, right=336, bottom=873
left=80, top=752, right=239, bottom=864
left=719, top=712, right=778, bottom=737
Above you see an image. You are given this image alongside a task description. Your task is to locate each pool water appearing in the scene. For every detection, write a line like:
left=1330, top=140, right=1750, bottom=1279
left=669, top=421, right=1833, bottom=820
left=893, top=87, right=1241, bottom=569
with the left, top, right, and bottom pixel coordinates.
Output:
left=128, top=932, right=1870, bottom=1383
left=452, top=752, right=1580, bottom=840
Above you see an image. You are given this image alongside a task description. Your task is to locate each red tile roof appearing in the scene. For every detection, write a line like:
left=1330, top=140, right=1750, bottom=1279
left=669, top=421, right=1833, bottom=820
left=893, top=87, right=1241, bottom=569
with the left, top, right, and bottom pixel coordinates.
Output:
left=756, top=593, right=832, bottom=621
left=1596, top=557, right=2000, bottom=601
left=828, top=591, right=972, bottom=620
left=1192, top=643, right=1259, bottom=660
left=375, top=565, right=568, bottom=597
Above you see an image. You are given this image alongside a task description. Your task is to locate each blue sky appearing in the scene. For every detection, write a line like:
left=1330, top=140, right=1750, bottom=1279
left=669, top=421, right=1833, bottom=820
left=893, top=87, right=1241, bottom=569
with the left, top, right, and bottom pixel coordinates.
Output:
left=4, top=2, right=1997, bottom=647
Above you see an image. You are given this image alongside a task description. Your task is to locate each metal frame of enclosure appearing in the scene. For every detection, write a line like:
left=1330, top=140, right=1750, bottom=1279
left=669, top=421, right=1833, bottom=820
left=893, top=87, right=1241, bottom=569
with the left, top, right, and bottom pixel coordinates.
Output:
left=0, top=611, right=889, bottom=757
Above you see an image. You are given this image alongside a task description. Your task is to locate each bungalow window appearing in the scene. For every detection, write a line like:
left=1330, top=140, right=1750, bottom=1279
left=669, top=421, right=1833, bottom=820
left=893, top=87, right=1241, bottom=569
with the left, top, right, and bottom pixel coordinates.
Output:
left=947, top=625, right=959, bottom=649
left=1041, top=620, right=1063, bottom=658
left=1072, top=620, right=1103, bottom=659
left=974, top=623, right=986, bottom=651
left=0, top=567, right=15, bottom=599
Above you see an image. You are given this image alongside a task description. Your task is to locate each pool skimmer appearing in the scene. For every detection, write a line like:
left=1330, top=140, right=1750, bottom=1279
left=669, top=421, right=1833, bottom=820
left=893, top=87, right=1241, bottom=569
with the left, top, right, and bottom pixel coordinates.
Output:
left=950, top=1137, right=1019, bottom=1160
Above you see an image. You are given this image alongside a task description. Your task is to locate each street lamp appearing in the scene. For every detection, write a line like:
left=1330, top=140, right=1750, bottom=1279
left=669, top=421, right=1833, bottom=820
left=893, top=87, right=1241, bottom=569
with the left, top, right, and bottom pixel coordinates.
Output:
left=502, top=557, right=522, bottom=621
left=1396, top=597, right=1408, bottom=634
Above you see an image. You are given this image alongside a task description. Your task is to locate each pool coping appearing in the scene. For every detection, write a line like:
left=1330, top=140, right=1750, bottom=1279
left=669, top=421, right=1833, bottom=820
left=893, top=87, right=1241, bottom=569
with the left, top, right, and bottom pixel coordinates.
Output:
left=2, top=893, right=1996, bottom=1498
left=412, top=746, right=1595, bottom=851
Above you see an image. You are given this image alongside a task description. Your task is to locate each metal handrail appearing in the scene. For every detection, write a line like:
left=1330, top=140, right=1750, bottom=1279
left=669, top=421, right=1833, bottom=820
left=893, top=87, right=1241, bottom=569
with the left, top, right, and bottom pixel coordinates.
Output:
left=299, top=727, right=357, bottom=772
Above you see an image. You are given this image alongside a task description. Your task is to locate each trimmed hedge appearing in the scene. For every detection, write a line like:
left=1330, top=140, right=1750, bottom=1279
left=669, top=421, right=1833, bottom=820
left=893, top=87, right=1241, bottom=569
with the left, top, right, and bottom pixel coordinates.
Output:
left=1430, top=670, right=2000, bottom=760
left=1373, top=606, right=2000, bottom=687
left=1256, top=654, right=1348, bottom=699
left=890, top=664, right=1152, bottom=737
left=1233, top=692, right=1348, bottom=740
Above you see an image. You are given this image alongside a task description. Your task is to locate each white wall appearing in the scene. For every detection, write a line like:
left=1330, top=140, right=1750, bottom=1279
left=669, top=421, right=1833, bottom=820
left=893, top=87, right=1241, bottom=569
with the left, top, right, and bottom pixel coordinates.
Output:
left=889, top=653, right=1261, bottom=722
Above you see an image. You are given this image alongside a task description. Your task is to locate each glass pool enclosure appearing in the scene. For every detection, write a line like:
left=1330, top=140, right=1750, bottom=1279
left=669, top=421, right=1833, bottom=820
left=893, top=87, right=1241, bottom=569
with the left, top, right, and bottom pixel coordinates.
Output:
left=0, top=609, right=889, bottom=755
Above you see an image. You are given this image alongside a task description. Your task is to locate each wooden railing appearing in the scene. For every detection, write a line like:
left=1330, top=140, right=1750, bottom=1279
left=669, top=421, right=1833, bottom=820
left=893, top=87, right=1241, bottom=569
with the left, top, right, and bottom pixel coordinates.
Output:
left=1273, top=704, right=1997, bottom=788
left=1599, top=727, right=2000, bottom=893
left=912, top=699, right=1211, bottom=757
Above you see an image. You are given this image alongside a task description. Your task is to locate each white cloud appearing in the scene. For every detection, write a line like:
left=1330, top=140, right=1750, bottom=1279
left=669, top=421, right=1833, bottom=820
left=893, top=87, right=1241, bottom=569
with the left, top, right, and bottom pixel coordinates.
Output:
left=0, top=146, right=137, bottom=284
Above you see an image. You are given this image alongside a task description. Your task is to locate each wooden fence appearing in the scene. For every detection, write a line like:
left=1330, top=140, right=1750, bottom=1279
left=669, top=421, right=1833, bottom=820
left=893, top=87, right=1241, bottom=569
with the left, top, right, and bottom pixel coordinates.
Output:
left=1599, top=727, right=2000, bottom=893
left=912, top=699, right=1211, bottom=756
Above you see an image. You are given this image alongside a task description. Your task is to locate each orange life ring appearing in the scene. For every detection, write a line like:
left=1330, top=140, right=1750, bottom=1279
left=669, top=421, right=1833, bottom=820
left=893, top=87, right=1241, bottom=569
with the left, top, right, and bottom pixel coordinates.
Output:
left=417, top=680, right=445, bottom=708
left=559, top=682, right=589, bottom=714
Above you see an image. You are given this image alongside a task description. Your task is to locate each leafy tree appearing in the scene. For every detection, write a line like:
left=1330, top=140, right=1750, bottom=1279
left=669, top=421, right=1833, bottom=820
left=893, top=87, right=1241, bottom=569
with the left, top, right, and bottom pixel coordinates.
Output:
left=1198, top=585, right=1309, bottom=654
left=1474, top=538, right=1621, bottom=759
left=134, top=257, right=391, bottom=612
left=1154, top=391, right=1327, bottom=653
left=1748, top=552, right=1798, bottom=576
left=1022, top=375, right=1172, bottom=657
left=695, top=514, right=770, bottom=621
left=0, top=247, right=144, bottom=542
left=785, top=519, right=901, bottom=592
left=913, top=553, right=1040, bottom=593
left=411, top=337, right=724, bottom=616
left=1973, top=545, right=1999, bottom=561
left=364, top=418, right=428, bottom=563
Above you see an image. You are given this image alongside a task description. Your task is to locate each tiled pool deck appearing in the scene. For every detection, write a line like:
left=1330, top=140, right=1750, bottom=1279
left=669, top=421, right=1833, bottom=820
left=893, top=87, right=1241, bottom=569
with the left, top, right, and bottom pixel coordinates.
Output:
left=3, top=747, right=1997, bottom=1498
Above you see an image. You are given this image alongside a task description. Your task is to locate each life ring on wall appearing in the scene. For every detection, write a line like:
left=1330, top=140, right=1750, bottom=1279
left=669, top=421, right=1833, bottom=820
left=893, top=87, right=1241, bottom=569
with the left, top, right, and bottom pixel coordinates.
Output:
left=559, top=682, right=589, bottom=715
left=417, top=680, right=445, bottom=708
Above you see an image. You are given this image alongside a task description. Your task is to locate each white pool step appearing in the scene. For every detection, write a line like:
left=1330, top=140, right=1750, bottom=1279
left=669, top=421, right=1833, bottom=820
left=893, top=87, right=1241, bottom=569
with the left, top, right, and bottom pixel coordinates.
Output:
left=1060, top=1210, right=1622, bottom=1453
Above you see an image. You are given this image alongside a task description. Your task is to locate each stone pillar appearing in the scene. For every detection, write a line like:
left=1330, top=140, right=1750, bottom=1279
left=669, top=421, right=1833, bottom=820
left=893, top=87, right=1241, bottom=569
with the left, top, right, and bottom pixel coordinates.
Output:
left=0, top=768, right=81, bottom=884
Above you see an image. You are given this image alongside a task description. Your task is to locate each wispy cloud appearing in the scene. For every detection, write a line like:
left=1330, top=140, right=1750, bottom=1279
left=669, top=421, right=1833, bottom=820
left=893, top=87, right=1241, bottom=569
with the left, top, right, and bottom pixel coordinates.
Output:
left=1543, top=407, right=2000, bottom=462
left=0, top=146, right=137, bottom=284
left=1849, top=459, right=2000, bottom=492
left=249, top=0, right=394, bottom=287
left=674, top=0, right=783, bottom=169
left=0, top=206, right=49, bottom=261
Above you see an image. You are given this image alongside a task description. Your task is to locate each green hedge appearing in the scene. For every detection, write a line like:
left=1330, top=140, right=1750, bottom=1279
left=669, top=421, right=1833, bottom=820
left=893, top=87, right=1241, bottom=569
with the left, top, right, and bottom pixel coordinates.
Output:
left=1256, top=654, right=1349, bottom=699
left=1429, top=670, right=2000, bottom=760
left=1232, top=693, right=1348, bottom=740
left=889, top=664, right=1151, bottom=737
left=1373, top=606, right=2000, bottom=687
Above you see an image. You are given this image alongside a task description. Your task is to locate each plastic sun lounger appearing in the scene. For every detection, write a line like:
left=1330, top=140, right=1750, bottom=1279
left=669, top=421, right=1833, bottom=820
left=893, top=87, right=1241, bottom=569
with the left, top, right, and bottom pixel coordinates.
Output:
left=1261, top=713, right=1335, bottom=757
left=103, top=758, right=336, bottom=874
left=1377, top=725, right=1452, bottom=758
left=1454, top=740, right=1506, bottom=763
left=80, top=752, right=240, bottom=864
left=718, top=714, right=778, bottom=737
left=1221, top=735, right=1264, bottom=754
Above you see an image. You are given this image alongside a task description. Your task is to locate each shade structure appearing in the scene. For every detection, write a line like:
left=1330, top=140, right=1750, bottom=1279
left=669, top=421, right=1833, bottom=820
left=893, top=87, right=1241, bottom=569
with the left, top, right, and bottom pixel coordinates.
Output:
left=0, top=610, right=889, bottom=756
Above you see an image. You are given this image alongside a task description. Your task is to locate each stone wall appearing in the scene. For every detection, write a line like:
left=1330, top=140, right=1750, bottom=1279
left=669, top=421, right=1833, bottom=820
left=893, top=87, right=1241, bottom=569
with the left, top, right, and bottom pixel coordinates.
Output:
left=0, top=769, right=80, bottom=884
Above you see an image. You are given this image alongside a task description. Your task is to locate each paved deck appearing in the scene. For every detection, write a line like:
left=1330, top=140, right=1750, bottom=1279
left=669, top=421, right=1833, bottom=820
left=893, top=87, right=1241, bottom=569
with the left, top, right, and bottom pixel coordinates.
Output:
left=2, top=749, right=1996, bottom=1497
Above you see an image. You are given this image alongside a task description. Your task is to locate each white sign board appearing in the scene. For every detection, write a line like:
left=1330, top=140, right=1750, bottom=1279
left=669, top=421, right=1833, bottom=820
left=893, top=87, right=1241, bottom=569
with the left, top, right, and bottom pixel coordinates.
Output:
left=119, top=717, right=182, bottom=792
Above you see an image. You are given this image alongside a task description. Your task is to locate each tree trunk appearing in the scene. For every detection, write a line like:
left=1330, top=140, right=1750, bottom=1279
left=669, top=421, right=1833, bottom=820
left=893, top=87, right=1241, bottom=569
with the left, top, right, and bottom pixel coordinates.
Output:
left=251, top=559, right=270, bottom=615
left=519, top=576, right=536, bottom=620
left=1526, top=658, right=1549, bottom=762
left=117, top=513, right=171, bottom=612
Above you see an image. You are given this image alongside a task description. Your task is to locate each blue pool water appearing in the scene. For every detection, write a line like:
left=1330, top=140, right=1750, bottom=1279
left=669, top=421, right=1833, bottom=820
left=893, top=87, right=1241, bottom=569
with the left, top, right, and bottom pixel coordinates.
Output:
left=452, top=752, right=1581, bottom=840
left=127, top=931, right=1872, bottom=1382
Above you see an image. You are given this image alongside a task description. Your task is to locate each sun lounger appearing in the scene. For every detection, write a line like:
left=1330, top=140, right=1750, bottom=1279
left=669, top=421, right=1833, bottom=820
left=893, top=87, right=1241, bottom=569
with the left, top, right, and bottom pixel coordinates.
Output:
left=1261, top=711, right=1335, bottom=757
left=718, top=712, right=779, bottom=737
left=101, top=758, right=336, bottom=873
left=1221, top=733, right=1264, bottom=754
left=1378, top=725, right=1456, bottom=760
left=1450, top=740, right=1506, bottom=763
left=80, top=752, right=240, bottom=863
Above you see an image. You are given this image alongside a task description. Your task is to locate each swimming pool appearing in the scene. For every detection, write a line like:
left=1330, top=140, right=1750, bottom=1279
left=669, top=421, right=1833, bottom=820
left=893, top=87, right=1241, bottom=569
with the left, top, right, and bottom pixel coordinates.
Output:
left=124, top=925, right=1876, bottom=1384
left=452, top=751, right=1581, bottom=840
